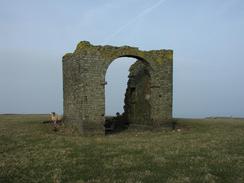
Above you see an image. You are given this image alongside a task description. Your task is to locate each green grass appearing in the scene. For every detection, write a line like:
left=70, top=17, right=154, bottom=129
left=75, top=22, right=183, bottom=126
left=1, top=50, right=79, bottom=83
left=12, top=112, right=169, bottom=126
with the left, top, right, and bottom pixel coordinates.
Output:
left=0, top=115, right=244, bottom=183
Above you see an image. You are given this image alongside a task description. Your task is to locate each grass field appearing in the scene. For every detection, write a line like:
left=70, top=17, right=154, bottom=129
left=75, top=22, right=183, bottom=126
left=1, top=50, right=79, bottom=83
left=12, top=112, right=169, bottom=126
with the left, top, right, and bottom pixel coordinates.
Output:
left=0, top=115, right=244, bottom=183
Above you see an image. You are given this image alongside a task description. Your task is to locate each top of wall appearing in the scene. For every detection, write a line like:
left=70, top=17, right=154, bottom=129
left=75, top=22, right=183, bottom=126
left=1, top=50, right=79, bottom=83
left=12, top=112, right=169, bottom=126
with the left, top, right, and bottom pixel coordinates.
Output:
left=63, top=41, right=173, bottom=63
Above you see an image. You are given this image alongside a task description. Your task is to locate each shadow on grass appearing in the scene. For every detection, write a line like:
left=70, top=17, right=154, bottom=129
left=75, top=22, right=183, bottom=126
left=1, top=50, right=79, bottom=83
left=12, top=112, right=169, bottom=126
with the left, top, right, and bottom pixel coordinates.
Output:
left=104, top=116, right=129, bottom=135
left=104, top=117, right=179, bottom=135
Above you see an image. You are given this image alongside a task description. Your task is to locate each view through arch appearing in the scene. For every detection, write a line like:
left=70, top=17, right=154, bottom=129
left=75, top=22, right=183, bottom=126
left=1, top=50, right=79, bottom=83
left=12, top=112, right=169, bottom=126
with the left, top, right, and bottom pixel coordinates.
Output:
left=105, top=57, right=137, bottom=117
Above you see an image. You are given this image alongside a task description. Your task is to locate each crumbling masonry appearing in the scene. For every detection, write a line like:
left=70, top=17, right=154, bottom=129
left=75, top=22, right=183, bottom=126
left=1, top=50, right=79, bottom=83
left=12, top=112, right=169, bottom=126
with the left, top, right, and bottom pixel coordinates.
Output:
left=62, top=41, right=173, bottom=134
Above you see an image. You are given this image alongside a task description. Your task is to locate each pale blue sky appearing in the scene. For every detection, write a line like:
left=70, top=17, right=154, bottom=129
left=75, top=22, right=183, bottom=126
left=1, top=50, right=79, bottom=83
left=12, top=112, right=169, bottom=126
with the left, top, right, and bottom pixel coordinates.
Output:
left=0, top=0, right=243, bottom=117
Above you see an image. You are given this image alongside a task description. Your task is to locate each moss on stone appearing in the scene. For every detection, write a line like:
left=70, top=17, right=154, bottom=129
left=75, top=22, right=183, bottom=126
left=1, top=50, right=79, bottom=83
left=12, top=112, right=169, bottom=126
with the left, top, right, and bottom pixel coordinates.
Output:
left=76, top=41, right=92, bottom=50
left=63, top=53, right=73, bottom=59
left=164, top=51, right=173, bottom=60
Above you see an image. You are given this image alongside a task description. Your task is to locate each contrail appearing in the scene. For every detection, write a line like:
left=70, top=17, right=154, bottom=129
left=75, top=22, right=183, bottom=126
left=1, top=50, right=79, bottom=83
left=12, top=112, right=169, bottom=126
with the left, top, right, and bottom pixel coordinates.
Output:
left=103, top=0, right=167, bottom=44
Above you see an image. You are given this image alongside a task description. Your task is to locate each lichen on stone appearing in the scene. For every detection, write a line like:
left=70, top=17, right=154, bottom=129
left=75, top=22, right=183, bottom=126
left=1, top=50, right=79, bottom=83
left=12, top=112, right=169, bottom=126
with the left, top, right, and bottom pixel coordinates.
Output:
left=75, top=41, right=92, bottom=53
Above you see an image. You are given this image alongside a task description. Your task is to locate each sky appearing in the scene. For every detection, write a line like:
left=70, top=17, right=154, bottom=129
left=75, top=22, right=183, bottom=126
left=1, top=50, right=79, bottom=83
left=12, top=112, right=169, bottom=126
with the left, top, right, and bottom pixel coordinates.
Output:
left=0, top=0, right=243, bottom=118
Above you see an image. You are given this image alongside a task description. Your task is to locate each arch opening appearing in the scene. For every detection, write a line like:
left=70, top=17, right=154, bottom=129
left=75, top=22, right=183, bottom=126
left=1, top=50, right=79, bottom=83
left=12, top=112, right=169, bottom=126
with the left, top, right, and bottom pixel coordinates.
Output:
left=104, top=56, right=152, bottom=132
left=105, top=57, right=137, bottom=116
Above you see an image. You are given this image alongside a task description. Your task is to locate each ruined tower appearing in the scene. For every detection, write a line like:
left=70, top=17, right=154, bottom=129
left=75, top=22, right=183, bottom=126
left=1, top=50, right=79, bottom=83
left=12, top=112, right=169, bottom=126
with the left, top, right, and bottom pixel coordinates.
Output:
left=62, top=41, right=173, bottom=134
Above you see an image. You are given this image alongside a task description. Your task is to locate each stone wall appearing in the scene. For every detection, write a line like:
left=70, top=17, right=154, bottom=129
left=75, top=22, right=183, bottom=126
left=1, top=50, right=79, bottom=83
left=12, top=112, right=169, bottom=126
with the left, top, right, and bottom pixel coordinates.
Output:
left=62, top=41, right=173, bottom=134
left=124, top=61, right=151, bottom=125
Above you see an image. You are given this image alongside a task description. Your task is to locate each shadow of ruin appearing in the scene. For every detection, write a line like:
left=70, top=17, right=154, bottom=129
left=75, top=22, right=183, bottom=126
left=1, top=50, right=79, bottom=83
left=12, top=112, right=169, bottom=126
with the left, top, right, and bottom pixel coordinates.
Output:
left=62, top=41, right=173, bottom=135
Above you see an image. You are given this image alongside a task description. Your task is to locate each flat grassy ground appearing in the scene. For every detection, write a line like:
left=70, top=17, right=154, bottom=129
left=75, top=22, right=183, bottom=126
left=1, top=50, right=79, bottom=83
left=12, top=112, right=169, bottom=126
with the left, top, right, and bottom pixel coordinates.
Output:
left=0, top=115, right=244, bottom=183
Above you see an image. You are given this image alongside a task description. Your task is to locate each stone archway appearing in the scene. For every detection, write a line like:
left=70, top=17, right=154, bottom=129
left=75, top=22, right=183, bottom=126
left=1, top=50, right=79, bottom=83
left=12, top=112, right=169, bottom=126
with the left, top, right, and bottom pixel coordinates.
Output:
left=105, top=56, right=151, bottom=128
left=62, top=41, right=173, bottom=134
left=104, top=57, right=138, bottom=116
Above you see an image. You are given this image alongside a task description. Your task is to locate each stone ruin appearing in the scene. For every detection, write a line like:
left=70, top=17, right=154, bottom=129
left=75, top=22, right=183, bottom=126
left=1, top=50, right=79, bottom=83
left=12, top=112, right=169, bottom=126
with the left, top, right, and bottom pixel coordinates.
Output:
left=62, top=41, right=173, bottom=134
